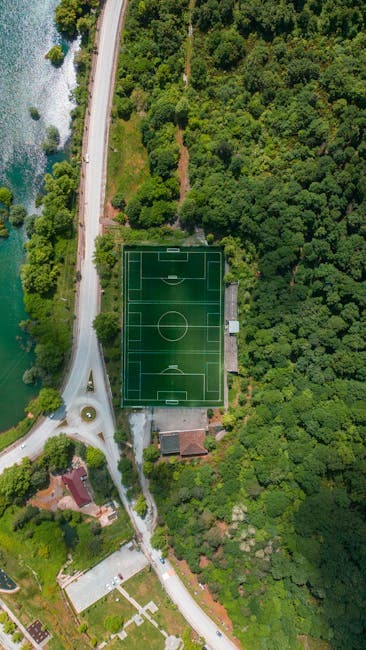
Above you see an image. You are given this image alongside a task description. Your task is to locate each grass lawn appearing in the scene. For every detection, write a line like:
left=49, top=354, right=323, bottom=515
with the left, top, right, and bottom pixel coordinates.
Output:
left=120, top=618, right=165, bottom=649
left=69, top=511, right=133, bottom=573
left=0, top=505, right=132, bottom=647
left=81, top=590, right=136, bottom=641
left=124, top=567, right=189, bottom=638
left=45, top=236, right=77, bottom=387
left=0, top=506, right=89, bottom=648
left=79, top=566, right=194, bottom=648
left=82, top=590, right=168, bottom=650
left=106, top=113, right=150, bottom=204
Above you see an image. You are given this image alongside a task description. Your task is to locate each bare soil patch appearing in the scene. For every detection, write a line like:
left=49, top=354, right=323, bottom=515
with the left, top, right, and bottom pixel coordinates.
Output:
left=29, top=475, right=64, bottom=511
left=170, top=555, right=240, bottom=646
left=199, top=555, right=209, bottom=568
left=177, top=128, right=190, bottom=203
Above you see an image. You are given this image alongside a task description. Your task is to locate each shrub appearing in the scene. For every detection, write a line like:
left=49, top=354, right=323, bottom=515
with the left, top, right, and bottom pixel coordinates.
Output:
left=204, top=435, right=217, bottom=452
left=104, top=615, right=123, bottom=634
left=9, top=204, right=27, bottom=227
left=77, top=622, right=88, bottom=633
left=42, top=126, right=60, bottom=155
left=93, top=312, right=120, bottom=343
left=143, top=445, right=160, bottom=463
left=86, top=446, right=105, bottom=469
left=45, top=45, right=65, bottom=67
left=38, top=388, right=62, bottom=414
left=22, top=366, right=39, bottom=385
left=134, top=494, right=148, bottom=517
left=0, top=186, right=13, bottom=208
left=29, top=106, right=40, bottom=120
left=222, top=413, right=236, bottom=430
left=116, top=97, right=133, bottom=120
left=111, top=190, right=126, bottom=210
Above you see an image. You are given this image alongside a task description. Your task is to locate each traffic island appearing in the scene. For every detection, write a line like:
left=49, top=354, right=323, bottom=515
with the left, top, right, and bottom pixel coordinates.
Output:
left=81, top=406, right=97, bottom=422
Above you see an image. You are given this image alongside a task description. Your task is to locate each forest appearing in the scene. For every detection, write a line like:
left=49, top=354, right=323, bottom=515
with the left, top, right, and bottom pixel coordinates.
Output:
left=106, top=1, right=366, bottom=648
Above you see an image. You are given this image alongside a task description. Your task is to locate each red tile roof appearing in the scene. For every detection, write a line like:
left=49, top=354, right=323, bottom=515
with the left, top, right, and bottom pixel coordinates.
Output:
left=62, top=466, right=90, bottom=507
left=179, top=430, right=207, bottom=456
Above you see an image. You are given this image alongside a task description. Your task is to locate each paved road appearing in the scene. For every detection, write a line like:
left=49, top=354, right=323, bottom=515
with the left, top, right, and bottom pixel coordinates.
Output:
left=0, top=2, right=237, bottom=648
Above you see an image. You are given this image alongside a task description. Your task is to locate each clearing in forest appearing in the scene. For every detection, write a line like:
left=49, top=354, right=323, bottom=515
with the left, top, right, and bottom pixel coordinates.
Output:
left=122, top=246, right=224, bottom=408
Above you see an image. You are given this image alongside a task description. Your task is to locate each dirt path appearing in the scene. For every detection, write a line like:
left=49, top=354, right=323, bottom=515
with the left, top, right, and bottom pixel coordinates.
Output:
left=177, top=129, right=190, bottom=203
left=176, top=1, right=195, bottom=205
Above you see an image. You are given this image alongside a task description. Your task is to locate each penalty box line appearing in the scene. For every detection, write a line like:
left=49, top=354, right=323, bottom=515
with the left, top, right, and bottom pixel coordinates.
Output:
left=126, top=350, right=221, bottom=356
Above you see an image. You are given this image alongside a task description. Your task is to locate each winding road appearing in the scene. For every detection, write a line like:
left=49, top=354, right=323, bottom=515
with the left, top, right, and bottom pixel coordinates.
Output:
left=0, top=2, right=237, bottom=648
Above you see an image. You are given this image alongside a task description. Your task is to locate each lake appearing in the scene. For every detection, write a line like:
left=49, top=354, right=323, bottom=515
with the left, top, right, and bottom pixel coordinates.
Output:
left=0, top=0, right=78, bottom=430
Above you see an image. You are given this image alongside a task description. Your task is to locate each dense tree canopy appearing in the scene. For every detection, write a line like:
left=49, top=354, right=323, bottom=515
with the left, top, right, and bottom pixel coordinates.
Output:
left=44, top=434, right=74, bottom=473
left=117, top=0, right=366, bottom=648
left=20, top=159, right=78, bottom=383
left=93, top=312, right=120, bottom=343
left=55, top=0, right=101, bottom=40
left=9, top=204, right=27, bottom=227
left=37, top=388, right=62, bottom=414
left=0, top=186, right=13, bottom=208
left=42, top=125, right=60, bottom=155
left=45, top=45, right=65, bottom=67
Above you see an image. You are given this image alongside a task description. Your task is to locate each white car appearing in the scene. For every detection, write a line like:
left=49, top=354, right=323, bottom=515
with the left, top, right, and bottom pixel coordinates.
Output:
left=20, top=443, right=26, bottom=449
left=85, top=153, right=90, bottom=163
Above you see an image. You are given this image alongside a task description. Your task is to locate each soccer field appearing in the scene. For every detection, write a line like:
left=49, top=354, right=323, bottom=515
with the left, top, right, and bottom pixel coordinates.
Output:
left=122, top=246, right=224, bottom=407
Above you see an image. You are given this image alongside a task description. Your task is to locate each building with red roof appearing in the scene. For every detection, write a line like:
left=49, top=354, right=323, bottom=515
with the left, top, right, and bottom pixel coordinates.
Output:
left=62, top=466, right=91, bottom=507
left=159, top=430, right=208, bottom=457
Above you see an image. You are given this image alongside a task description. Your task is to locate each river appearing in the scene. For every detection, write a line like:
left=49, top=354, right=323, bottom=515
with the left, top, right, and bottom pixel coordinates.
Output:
left=0, top=0, right=78, bottom=430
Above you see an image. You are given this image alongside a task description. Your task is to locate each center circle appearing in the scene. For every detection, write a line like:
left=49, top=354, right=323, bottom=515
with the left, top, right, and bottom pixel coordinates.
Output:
left=158, top=311, right=188, bottom=342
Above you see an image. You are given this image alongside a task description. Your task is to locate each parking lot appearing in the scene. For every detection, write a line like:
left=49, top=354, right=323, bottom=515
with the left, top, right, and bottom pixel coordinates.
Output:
left=65, top=543, right=148, bottom=612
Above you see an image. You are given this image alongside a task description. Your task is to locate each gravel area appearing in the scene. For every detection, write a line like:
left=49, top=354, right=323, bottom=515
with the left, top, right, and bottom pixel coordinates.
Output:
left=130, top=410, right=151, bottom=468
left=151, top=407, right=207, bottom=433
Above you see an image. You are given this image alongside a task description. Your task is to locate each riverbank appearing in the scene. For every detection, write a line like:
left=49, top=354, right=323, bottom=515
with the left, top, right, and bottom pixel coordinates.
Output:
left=0, top=0, right=78, bottom=430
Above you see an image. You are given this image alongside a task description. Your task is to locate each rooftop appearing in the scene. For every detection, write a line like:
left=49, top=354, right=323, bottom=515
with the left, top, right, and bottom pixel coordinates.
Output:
left=159, top=432, right=180, bottom=455
left=225, top=283, right=238, bottom=321
left=159, top=430, right=207, bottom=457
left=62, top=466, right=91, bottom=508
left=228, top=320, right=240, bottom=334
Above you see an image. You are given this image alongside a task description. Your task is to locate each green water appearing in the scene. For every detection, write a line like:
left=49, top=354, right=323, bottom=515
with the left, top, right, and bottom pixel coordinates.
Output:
left=0, top=0, right=78, bottom=430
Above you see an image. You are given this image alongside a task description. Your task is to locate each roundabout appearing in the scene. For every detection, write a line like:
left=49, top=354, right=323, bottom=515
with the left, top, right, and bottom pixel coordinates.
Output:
left=80, top=406, right=97, bottom=422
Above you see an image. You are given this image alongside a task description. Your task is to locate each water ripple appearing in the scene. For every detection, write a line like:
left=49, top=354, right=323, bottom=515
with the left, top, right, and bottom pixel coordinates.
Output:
left=0, top=0, right=79, bottom=429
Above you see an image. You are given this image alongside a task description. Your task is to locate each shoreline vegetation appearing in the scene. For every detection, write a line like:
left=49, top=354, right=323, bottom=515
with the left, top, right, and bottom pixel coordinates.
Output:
left=0, top=0, right=102, bottom=439
left=98, top=0, right=366, bottom=649
left=0, top=3, right=136, bottom=646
